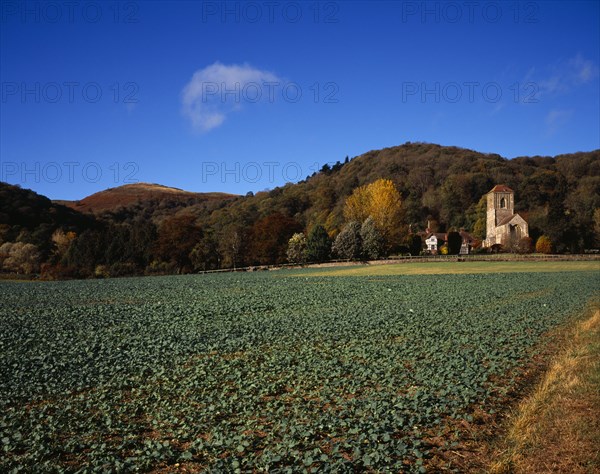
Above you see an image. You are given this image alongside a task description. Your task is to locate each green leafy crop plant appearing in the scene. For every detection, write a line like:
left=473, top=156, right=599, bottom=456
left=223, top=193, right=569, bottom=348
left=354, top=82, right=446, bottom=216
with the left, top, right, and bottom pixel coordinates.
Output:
left=1, top=270, right=598, bottom=472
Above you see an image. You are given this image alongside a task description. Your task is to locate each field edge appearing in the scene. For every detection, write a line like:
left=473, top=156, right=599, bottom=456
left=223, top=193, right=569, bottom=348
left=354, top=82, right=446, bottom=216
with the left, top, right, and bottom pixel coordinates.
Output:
left=296, top=260, right=600, bottom=277
left=487, top=302, right=600, bottom=473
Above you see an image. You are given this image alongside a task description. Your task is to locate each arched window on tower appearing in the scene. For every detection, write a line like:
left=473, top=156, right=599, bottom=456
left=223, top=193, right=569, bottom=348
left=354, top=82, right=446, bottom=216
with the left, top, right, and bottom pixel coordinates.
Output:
left=500, top=197, right=506, bottom=208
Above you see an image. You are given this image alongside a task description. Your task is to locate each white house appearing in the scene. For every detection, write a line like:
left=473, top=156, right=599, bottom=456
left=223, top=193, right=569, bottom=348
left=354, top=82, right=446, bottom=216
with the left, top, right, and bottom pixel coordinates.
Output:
left=425, top=233, right=446, bottom=253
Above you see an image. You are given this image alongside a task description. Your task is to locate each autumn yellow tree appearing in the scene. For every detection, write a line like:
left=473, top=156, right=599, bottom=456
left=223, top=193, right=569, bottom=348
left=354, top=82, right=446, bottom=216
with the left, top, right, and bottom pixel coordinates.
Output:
left=535, top=235, right=553, bottom=254
left=344, top=179, right=402, bottom=247
left=344, top=184, right=371, bottom=223
left=51, top=229, right=77, bottom=260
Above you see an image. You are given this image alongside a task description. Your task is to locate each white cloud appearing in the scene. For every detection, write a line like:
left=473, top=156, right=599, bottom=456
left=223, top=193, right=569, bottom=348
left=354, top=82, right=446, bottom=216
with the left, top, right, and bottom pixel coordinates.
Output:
left=181, top=62, right=281, bottom=132
left=545, top=108, right=573, bottom=136
left=569, top=53, right=597, bottom=83
left=534, top=54, right=599, bottom=98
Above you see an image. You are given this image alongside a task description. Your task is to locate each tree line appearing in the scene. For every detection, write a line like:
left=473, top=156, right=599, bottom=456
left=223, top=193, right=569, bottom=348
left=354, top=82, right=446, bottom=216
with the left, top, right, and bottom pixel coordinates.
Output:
left=1, top=143, right=599, bottom=278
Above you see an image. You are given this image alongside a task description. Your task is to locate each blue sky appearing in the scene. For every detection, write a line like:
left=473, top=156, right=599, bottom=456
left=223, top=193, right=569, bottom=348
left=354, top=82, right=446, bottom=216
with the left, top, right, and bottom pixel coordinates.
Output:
left=1, top=0, right=599, bottom=200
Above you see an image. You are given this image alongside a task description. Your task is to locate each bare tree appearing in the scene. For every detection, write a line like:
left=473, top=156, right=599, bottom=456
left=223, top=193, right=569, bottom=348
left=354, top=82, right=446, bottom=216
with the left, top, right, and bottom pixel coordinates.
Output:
left=0, top=242, right=41, bottom=274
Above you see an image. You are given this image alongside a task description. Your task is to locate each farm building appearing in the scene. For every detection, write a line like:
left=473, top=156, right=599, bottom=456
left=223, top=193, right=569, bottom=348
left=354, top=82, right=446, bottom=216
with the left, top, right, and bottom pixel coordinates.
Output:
left=425, top=233, right=446, bottom=253
left=424, top=230, right=474, bottom=255
left=459, top=230, right=474, bottom=255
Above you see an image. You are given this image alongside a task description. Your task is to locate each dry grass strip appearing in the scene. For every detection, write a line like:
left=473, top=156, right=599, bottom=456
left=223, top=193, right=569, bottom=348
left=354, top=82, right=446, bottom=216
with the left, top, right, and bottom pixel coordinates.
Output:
left=489, top=308, right=600, bottom=473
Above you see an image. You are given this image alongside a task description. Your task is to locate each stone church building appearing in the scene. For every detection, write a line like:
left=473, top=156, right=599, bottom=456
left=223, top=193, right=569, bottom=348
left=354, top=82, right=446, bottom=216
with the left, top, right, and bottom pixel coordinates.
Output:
left=483, top=185, right=529, bottom=248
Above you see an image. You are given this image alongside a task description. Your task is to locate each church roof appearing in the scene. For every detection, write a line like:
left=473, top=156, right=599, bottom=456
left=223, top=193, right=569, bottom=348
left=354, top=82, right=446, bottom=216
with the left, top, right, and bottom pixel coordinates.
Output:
left=497, top=213, right=526, bottom=226
left=489, top=184, right=513, bottom=193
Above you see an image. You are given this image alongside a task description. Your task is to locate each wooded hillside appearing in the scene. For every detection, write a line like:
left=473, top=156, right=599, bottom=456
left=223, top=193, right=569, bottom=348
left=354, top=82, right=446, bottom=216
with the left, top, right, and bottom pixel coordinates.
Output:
left=2, top=143, right=598, bottom=277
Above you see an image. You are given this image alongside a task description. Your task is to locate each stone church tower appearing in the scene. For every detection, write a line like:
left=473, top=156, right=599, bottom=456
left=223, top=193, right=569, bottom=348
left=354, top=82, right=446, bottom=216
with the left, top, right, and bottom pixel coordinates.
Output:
left=484, top=185, right=529, bottom=247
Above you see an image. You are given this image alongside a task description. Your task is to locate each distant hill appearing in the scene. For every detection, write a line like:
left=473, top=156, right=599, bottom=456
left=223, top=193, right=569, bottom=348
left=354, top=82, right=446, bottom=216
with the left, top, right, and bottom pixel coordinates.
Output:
left=1, top=143, right=599, bottom=277
left=0, top=182, right=96, bottom=260
left=0, top=182, right=93, bottom=231
left=55, top=182, right=238, bottom=214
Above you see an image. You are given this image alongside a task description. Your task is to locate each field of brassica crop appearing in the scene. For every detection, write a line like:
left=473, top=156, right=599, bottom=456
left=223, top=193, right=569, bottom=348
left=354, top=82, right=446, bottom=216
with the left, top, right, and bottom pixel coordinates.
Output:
left=1, top=267, right=598, bottom=472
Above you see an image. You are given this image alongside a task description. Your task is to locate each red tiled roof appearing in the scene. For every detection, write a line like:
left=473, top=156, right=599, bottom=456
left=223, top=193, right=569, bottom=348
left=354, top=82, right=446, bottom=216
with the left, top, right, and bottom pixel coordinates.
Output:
left=459, top=230, right=473, bottom=242
left=489, top=184, right=513, bottom=193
